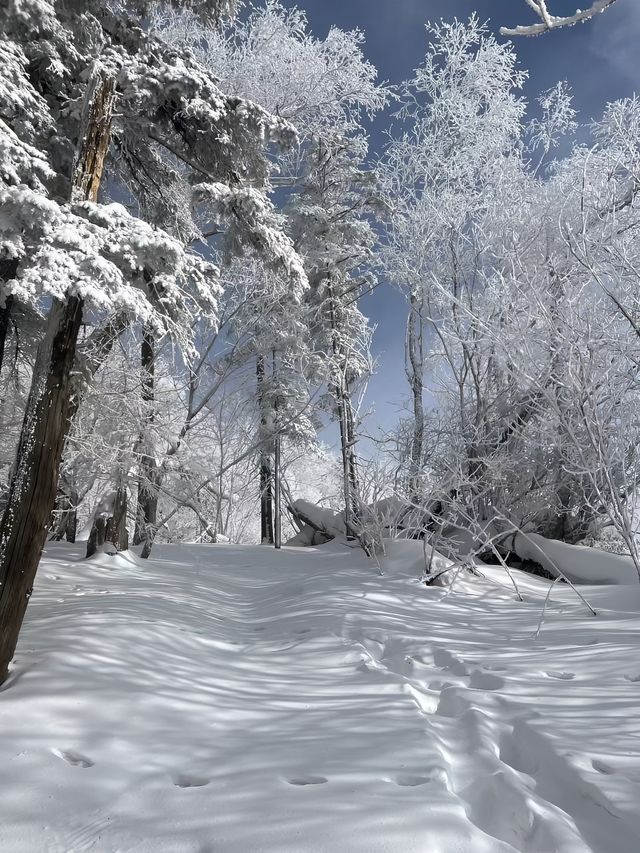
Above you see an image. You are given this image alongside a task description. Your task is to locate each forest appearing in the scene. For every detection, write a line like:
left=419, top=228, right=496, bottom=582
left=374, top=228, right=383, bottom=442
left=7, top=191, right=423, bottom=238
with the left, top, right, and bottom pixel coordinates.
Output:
left=1, top=1, right=640, bottom=851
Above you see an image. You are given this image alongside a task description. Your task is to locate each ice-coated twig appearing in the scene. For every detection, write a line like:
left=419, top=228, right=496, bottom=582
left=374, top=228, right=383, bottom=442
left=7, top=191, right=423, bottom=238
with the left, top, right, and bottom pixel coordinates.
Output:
left=535, top=576, right=562, bottom=638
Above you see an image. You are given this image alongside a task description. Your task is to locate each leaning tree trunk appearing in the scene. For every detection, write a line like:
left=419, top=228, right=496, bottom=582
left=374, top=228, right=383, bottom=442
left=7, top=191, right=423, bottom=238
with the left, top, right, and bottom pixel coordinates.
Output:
left=0, top=68, right=116, bottom=685
left=257, top=354, right=274, bottom=545
left=134, top=327, right=160, bottom=554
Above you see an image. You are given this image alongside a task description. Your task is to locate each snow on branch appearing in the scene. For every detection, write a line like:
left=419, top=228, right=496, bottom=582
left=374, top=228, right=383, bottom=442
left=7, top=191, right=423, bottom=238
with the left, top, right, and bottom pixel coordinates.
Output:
left=500, top=0, right=617, bottom=37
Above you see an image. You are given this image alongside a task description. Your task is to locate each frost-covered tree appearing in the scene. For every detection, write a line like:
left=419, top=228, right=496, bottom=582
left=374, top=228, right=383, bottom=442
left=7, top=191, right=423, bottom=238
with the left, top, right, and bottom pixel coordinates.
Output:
left=0, top=0, right=307, bottom=682
left=377, top=16, right=640, bottom=569
left=378, top=17, right=527, bottom=503
left=155, top=2, right=387, bottom=541
left=290, top=133, right=378, bottom=537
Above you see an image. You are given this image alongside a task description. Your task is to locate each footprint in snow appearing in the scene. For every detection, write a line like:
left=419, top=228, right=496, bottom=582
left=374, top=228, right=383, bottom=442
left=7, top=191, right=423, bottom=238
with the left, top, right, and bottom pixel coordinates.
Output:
left=545, top=670, right=575, bottom=680
left=469, top=670, right=504, bottom=690
left=624, top=673, right=640, bottom=683
left=392, top=774, right=432, bottom=787
left=433, top=648, right=468, bottom=677
left=173, top=773, right=210, bottom=788
left=592, top=759, right=616, bottom=775
left=286, top=776, right=328, bottom=786
left=52, top=749, right=94, bottom=768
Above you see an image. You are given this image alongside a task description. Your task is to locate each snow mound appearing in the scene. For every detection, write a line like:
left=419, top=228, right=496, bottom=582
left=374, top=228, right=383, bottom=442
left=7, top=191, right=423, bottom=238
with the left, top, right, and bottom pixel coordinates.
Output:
left=514, top=532, right=639, bottom=585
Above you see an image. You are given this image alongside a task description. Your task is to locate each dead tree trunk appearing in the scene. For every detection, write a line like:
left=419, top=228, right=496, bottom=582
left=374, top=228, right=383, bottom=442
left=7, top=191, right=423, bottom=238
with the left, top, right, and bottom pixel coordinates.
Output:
left=0, top=68, right=116, bottom=684
left=134, top=328, right=160, bottom=553
left=257, top=355, right=274, bottom=545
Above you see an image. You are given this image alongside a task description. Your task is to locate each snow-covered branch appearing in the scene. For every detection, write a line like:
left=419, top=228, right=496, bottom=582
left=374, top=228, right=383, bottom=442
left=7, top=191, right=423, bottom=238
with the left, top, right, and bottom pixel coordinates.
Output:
left=500, top=0, right=617, bottom=36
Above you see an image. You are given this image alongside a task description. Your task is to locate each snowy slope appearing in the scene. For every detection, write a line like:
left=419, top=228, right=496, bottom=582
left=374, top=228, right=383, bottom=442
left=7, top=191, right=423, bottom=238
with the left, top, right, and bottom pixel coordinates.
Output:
left=1, top=540, right=640, bottom=852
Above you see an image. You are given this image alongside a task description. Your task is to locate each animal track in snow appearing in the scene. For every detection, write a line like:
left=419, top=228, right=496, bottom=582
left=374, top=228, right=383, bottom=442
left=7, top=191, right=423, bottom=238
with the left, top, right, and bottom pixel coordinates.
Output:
left=623, top=672, right=640, bottom=682
left=286, top=775, right=328, bottom=786
left=173, top=773, right=210, bottom=788
left=52, top=748, right=94, bottom=768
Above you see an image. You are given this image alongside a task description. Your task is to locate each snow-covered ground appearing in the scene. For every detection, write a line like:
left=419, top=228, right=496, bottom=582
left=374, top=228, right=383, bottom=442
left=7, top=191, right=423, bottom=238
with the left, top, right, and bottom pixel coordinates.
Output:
left=1, top=540, right=640, bottom=853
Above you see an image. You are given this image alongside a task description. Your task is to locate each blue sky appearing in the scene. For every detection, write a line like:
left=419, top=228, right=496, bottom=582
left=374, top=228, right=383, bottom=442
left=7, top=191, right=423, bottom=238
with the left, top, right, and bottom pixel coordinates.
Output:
left=278, top=0, right=640, bottom=444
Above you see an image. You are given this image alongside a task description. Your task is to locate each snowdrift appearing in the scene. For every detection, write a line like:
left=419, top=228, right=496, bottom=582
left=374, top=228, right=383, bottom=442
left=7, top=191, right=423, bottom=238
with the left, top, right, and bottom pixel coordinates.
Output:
left=514, top=532, right=638, bottom=585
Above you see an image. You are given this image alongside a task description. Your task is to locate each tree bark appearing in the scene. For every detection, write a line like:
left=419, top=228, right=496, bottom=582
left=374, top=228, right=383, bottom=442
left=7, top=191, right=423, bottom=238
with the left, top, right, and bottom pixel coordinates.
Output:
left=50, top=476, right=79, bottom=543
left=257, top=355, right=274, bottom=545
left=0, top=292, right=15, bottom=378
left=272, top=350, right=282, bottom=550
left=0, top=296, right=83, bottom=670
left=406, top=289, right=425, bottom=503
left=107, top=485, right=129, bottom=552
left=134, top=328, right=160, bottom=553
left=274, top=432, right=282, bottom=549
left=0, top=68, right=115, bottom=684
left=327, top=281, right=361, bottom=539
left=49, top=312, right=130, bottom=539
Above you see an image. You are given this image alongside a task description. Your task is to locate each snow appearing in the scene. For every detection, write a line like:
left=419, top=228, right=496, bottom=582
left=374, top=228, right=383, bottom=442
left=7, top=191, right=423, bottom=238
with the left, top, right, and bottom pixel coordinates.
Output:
left=2, top=540, right=640, bottom=852
left=290, top=498, right=348, bottom=539
left=514, top=532, right=639, bottom=585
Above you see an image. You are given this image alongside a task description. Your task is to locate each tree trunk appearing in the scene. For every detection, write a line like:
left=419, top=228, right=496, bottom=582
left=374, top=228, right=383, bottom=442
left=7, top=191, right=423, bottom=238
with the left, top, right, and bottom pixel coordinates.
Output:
left=327, top=281, right=361, bottom=539
left=406, top=289, right=425, bottom=503
left=107, top=484, right=129, bottom=552
left=0, top=292, right=15, bottom=378
left=272, top=350, right=282, bottom=550
left=50, top=476, right=79, bottom=543
left=85, top=483, right=129, bottom=558
left=0, top=296, right=83, bottom=671
left=86, top=517, right=107, bottom=559
left=257, top=355, right=274, bottom=544
left=0, top=68, right=115, bottom=684
left=134, top=328, right=160, bottom=553
left=49, top=312, right=130, bottom=536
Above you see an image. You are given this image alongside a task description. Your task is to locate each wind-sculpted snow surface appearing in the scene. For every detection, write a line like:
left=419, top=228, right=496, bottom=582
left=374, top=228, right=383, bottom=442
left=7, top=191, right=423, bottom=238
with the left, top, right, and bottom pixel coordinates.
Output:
left=1, top=540, right=640, bottom=851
